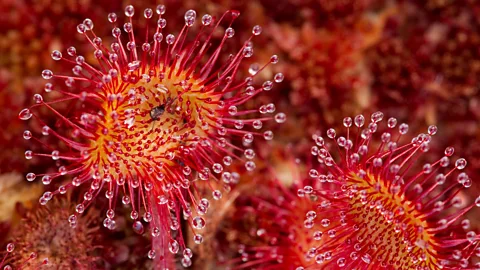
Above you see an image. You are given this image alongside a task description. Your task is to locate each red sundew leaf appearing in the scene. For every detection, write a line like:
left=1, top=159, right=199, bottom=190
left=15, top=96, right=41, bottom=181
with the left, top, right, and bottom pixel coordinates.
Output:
left=302, top=111, right=480, bottom=269
left=18, top=4, right=284, bottom=267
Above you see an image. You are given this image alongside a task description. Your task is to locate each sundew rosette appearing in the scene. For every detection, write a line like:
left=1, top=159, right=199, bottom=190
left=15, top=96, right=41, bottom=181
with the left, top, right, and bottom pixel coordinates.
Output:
left=18, top=5, right=284, bottom=267
left=221, top=152, right=328, bottom=269
left=301, top=112, right=480, bottom=269
left=0, top=198, right=101, bottom=269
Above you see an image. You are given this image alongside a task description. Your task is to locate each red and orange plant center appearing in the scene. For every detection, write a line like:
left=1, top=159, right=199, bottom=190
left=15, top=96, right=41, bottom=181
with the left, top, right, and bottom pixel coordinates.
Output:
left=86, top=67, right=220, bottom=189
left=347, top=171, right=436, bottom=268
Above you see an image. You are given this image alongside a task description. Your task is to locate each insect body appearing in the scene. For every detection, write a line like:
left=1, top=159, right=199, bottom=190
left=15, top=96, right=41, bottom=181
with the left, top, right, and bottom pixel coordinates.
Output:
left=150, top=104, right=165, bottom=121
left=149, top=97, right=179, bottom=122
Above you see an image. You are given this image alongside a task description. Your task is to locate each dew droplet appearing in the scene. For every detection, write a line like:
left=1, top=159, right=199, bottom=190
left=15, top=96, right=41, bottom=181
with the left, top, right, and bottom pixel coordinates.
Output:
left=263, top=130, right=274, bottom=140
left=132, top=221, right=144, bottom=234
left=361, top=254, right=372, bottom=264
left=193, top=234, right=203, bottom=244
left=51, top=150, right=60, bottom=160
left=77, top=24, right=86, bottom=34
left=125, top=5, right=135, bottom=17
left=166, top=34, right=175, bottom=45
left=467, top=231, right=476, bottom=243
left=42, top=175, right=52, bottom=185
left=23, top=130, right=32, bottom=140
left=19, top=108, right=32, bottom=120
left=225, top=27, right=235, bottom=38
left=193, top=216, right=206, bottom=229
left=184, top=9, right=196, bottom=26
left=202, top=14, right=212, bottom=25
left=156, top=4, right=166, bottom=15
left=43, top=191, right=52, bottom=200
left=275, top=113, right=286, bottom=123
left=252, top=25, right=262, bottom=35
left=42, top=126, right=50, bottom=136
left=313, top=231, right=323, bottom=240
left=245, top=161, right=256, bottom=171
left=455, top=158, right=467, bottom=170
left=228, top=105, right=237, bottom=115
left=26, top=172, right=36, bottom=182
left=42, top=69, right=54, bottom=80
left=33, top=94, right=43, bottom=104
left=83, top=18, right=94, bottom=30
left=182, top=257, right=192, bottom=267
left=262, top=81, right=273, bottom=91
left=169, top=239, right=179, bottom=254
left=445, top=146, right=455, bottom=157
left=76, top=204, right=85, bottom=213
left=144, top=8, right=153, bottom=19
left=475, top=196, right=480, bottom=207
left=121, top=195, right=130, bottom=205
left=354, top=115, right=365, bottom=127
left=151, top=226, right=160, bottom=237
left=428, top=125, right=438, bottom=135
left=270, top=55, right=279, bottom=64
left=58, top=185, right=67, bottom=194
left=399, top=123, right=409, bottom=134
left=51, top=50, right=62, bottom=61
left=212, top=190, right=222, bottom=200
left=6, top=243, right=14, bottom=252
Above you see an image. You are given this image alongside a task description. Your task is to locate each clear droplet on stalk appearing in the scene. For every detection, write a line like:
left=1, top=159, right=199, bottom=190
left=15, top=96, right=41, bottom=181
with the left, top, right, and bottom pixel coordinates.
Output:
left=19, top=108, right=32, bottom=120
left=51, top=50, right=62, bottom=60
left=42, top=69, right=53, bottom=79
left=132, top=221, right=144, bottom=234
left=25, top=151, right=33, bottom=160
left=193, top=216, right=206, bottom=229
